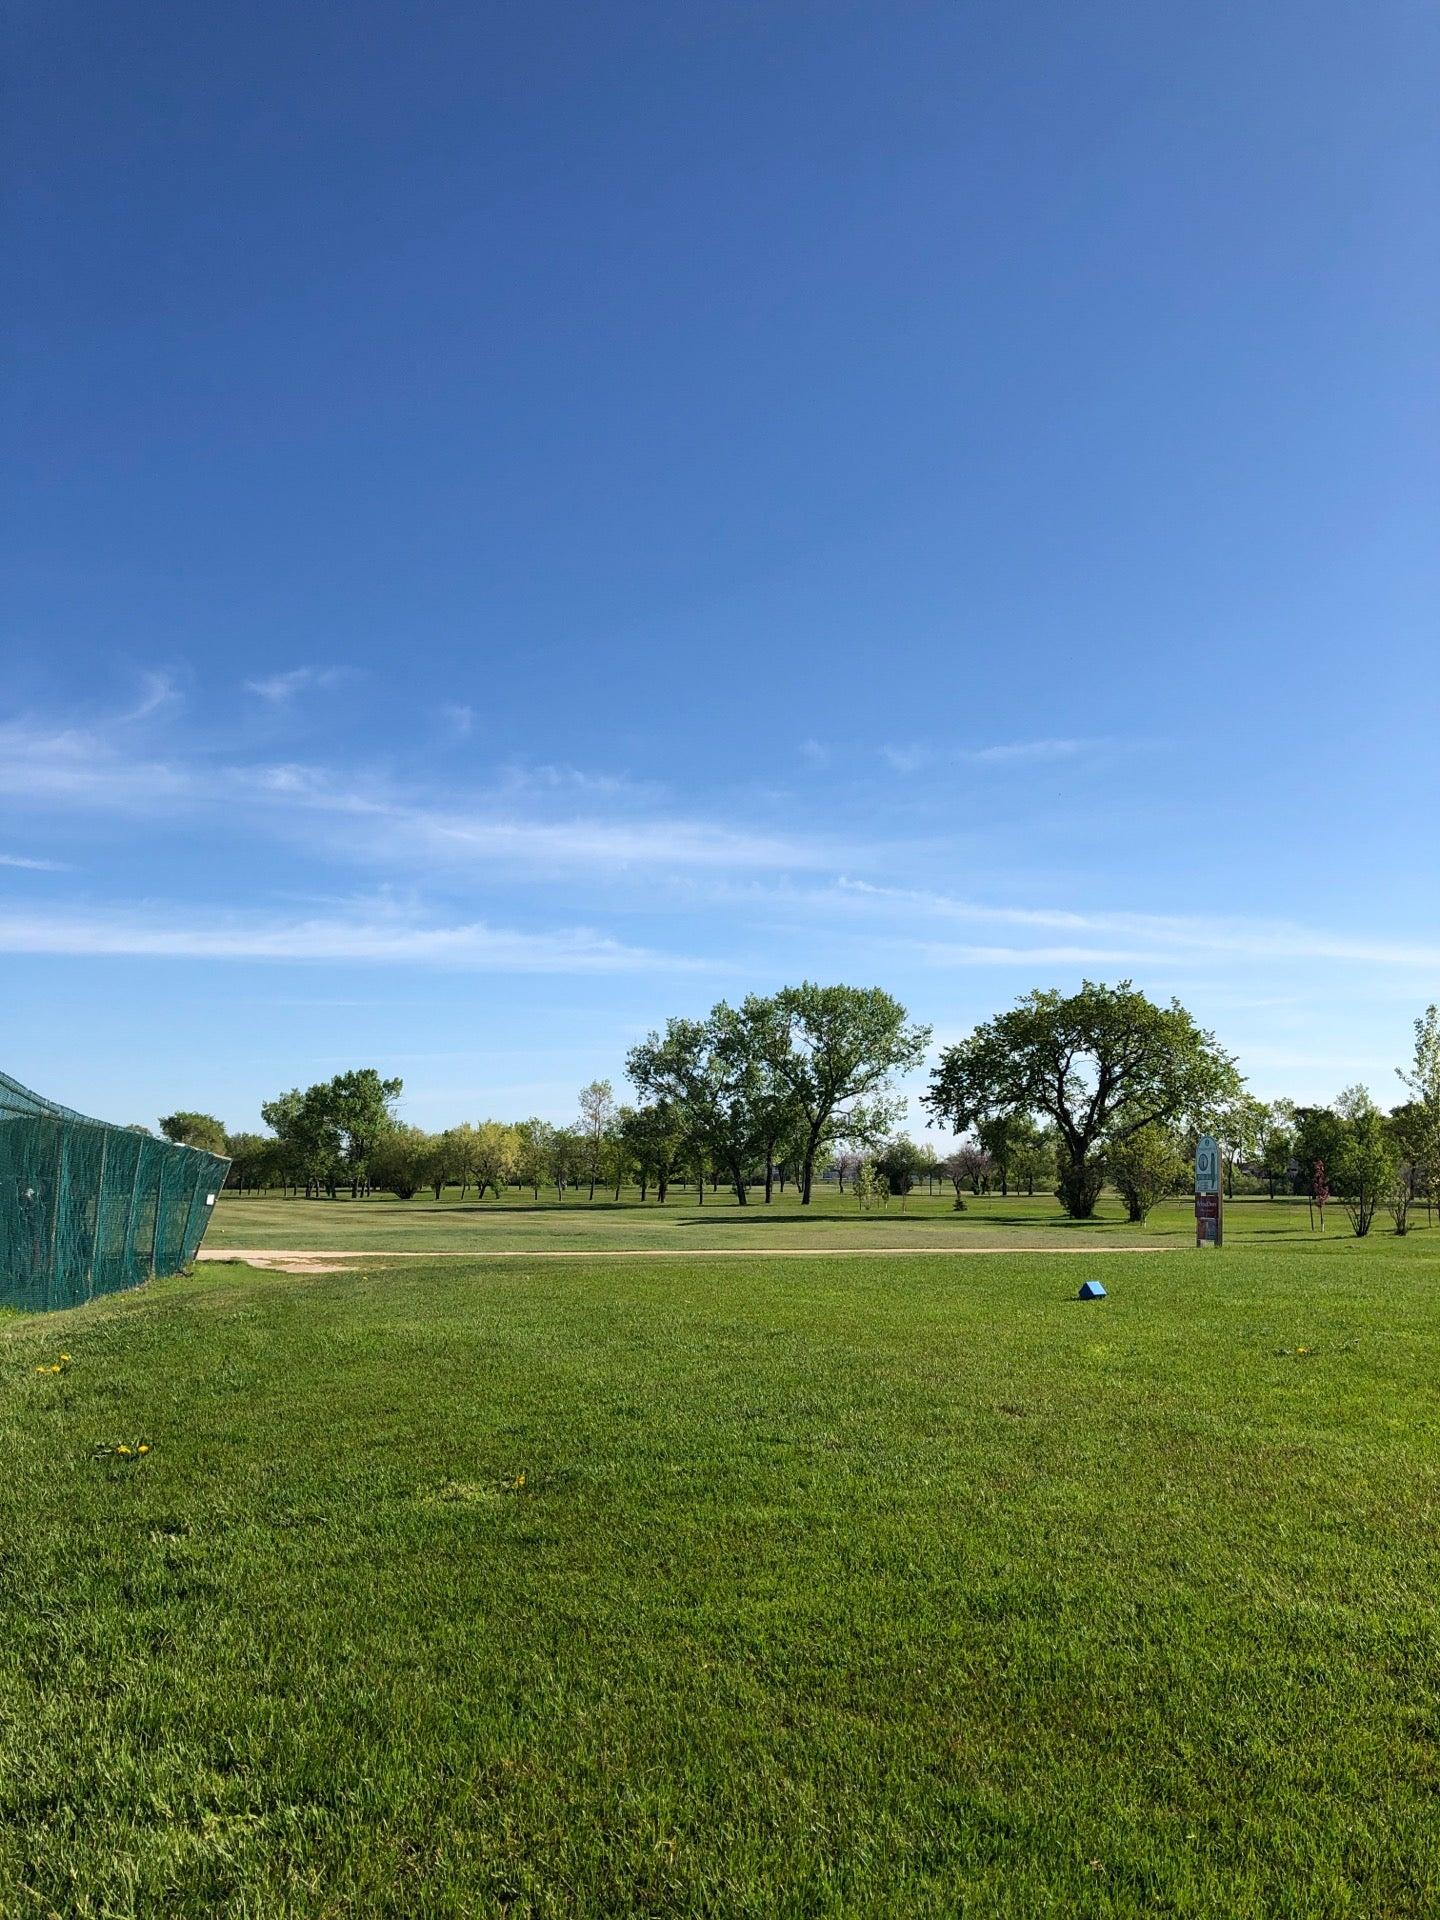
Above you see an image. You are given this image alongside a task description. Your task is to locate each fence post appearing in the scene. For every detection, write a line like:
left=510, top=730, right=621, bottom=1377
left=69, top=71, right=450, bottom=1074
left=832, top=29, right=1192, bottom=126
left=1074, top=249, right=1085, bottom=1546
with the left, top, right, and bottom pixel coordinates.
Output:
left=46, top=1123, right=65, bottom=1313
left=149, top=1152, right=166, bottom=1278
left=121, top=1139, right=145, bottom=1287
left=86, top=1127, right=109, bottom=1301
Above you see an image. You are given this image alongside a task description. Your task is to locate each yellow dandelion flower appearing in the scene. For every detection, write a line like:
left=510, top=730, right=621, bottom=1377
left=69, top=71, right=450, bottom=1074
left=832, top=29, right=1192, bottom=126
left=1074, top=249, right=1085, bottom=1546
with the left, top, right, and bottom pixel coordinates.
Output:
left=59, top=1354, right=71, bottom=1363
left=116, top=1445, right=132, bottom=1456
left=137, top=1444, right=151, bottom=1455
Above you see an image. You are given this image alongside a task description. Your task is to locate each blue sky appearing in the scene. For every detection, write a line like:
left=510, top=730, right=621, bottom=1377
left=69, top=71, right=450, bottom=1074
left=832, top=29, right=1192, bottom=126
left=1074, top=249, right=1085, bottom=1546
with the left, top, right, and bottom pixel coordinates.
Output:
left=5, top=0, right=1437, bottom=1136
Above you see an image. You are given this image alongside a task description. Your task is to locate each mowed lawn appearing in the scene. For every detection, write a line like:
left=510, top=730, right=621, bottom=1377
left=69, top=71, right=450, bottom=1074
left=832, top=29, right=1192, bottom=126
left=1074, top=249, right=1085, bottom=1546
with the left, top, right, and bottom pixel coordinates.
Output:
left=2, top=1237, right=1439, bottom=1916
left=205, top=1182, right=1353, bottom=1254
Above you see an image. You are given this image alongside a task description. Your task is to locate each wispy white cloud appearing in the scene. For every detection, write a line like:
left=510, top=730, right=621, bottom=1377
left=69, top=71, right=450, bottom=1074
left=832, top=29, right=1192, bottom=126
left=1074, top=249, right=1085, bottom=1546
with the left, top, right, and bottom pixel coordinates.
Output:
left=0, top=716, right=191, bottom=807
left=879, top=743, right=933, bottom=774
left=0, top=853, right=70, bottom=871
left=366, top=798, right=819, bottom=874
left=118, top=671, right=181, bottom=723
left=439, top=702, right=474, bottom=739
left=961, top=737, right=1087, bottom=764
left=0, top=715, right=833, bottom=874
left=0, top=904, right=709, bottom=972
left=492, top=760, right=653, bottom=801
left=798, top=738, right=829, bottom=767
left=879, top=737, right=1099, bottom=774
left=907, top=941, right=1161, bottom=967
left=826, top=879, right=1440, bottom=970
left=244, top=666, right=350, bottom=704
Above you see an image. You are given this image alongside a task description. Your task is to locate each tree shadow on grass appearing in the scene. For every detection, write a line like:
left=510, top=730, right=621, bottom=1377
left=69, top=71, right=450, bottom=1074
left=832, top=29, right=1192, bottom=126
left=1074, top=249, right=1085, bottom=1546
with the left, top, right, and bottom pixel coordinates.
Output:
left=670, top=1208, right=1133, bottom=1232
left=433, top=1200, right=671, bottom=1217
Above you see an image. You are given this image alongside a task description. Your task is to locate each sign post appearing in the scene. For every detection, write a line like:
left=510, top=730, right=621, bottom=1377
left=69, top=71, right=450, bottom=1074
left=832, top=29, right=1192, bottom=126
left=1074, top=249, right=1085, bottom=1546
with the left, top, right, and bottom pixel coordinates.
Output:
left=1195, top=1133, right=1222, bottom=1248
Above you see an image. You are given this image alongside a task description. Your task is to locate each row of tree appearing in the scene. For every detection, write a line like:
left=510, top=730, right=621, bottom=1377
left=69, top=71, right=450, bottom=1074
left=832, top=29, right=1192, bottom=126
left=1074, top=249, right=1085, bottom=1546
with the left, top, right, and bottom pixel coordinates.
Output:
left=166, top=984, right=930, bottom=1207
left=157, top=985, right=1440, bottom=1238
left=920, top=988, right=1440, bottom=1235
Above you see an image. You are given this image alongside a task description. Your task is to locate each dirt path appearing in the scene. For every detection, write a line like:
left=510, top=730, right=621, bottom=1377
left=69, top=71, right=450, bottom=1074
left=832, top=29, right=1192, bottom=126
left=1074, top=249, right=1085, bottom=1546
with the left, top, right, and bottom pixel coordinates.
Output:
left=201, top=1244, right=1175, bottom=1274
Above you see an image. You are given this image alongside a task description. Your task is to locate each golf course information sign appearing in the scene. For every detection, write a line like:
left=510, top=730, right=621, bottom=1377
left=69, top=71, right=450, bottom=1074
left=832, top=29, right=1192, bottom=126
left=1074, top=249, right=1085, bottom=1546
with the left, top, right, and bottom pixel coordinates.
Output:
left=1195, top=1133, right=1222, bottom=1247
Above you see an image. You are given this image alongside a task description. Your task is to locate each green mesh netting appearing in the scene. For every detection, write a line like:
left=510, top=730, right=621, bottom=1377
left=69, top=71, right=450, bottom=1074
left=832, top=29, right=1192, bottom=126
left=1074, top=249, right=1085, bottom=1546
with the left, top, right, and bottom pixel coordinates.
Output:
left=0, top=1071, right=230, bottom=1313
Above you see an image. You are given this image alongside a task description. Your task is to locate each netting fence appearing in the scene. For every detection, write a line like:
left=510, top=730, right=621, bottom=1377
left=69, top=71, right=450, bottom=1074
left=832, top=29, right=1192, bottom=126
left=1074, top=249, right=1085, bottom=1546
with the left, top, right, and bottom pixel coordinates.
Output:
left=0, top=1071, right=230, bottom=1313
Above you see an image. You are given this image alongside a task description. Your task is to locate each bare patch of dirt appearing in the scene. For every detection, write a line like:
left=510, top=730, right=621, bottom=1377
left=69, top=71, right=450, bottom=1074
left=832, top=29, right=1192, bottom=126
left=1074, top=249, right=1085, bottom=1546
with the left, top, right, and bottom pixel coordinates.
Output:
left=198, top=1249, right=369, bottom=1275
left=199, top=1244, right=1174, bottom=1270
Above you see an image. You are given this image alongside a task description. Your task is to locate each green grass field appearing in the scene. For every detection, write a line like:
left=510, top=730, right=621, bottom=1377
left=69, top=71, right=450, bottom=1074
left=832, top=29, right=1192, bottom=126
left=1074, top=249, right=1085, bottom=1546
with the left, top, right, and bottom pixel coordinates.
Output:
left=3, top=1214, right=1439, bottom=1915
left=205, top=1181, right=1375, bottom=1255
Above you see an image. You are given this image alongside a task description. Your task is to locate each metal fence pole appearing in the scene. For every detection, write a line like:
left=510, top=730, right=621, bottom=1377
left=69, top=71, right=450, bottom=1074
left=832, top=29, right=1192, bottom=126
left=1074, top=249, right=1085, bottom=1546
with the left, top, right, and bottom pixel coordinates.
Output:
left=121, top=1138, right=145, bottom=1287
left=86, top=1127, right=109, bottom=1301
left=45, top=1123, right=65, bottom=1313
left=149, top=1151, right=166, bottom=1278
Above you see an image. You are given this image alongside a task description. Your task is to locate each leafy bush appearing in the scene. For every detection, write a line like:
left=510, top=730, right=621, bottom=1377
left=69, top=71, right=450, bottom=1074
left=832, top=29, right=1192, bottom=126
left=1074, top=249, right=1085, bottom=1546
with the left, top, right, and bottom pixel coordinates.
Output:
left=1333, top=1107, right=1395, bottom=1238
left=1106, top=1124, right=1186, bottom=1224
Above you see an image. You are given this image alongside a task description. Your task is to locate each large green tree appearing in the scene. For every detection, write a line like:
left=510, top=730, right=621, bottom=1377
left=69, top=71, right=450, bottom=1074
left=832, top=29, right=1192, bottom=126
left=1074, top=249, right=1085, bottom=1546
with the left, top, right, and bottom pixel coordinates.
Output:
left=619, top=1101, right=682, bottom=1203
left=221, top=1131, right=276, bottom=1193
left=924, top=980, right=1240, bottom=1219
left=513, top=1118, right=553, bottom=1200
left=1210, top=1092, right=1269, bottom=1197
left=260, top=1069, right=402, bottom=1198
left=369, top=1125, right=434, bottom=1200
left=762, top=984, right=930, bottom=1204
left=1290, top=1106, right=1348, bottom=1201
left=735, top=996, right=804, bottom=1203
left=260, top=1085, right=339, bottom=1197
left=627, top=1014, right=761, bottom=1204
left=326, top=1069, right=404, bottom=1196
left=158, top=1111, right=228, bottom=1155
left=1257, top=1102, right=1295, bottom=1199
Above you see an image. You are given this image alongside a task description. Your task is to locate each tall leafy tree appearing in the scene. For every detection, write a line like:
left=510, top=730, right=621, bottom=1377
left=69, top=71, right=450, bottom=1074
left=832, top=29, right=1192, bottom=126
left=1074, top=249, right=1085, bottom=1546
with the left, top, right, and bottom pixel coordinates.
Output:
left=924, top=980, right=1240, bottom=1219
left=425, top=1127, right=463, bottom=1199
left=369, top=1125, right=434, bottom=1200
left=325, top=1069, right=404, bottom=1196
left=576, top=1081, right=617, bottom=1201
left=1290, top=1106, right=1348, bottom=1200
left=513, top=1118, right=553, bottom=1200
left=762, top=983, right=930, bottom=1204
left=222, top=1131, right=276, bottom=1193
left=158, top=1111, right=229, bottom=1155
left=627, top=1015, right=761, bottom=1204
left=471, top=1120, right=519, bottom=1199
left=547, top=1125, right=581, bottom=1201
left=735, top=995, right=804, bottom=1202
left=1258, top=1102, right=1295, bottom=1199
left=1210, top=1093, right=1269, bottom=1197
left=261, top=1085, right=340, bottom=1197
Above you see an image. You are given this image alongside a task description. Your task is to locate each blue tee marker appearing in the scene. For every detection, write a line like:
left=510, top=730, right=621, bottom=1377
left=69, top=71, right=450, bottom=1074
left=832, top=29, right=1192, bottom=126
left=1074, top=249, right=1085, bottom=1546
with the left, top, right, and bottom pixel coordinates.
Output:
left=1077, top=1280, right=1107, bottom=1301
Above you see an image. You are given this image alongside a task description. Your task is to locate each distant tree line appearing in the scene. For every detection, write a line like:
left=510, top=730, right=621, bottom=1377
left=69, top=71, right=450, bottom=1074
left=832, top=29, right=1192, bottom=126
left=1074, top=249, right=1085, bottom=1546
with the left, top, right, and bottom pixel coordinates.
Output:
left=157, top=985, right=1440, bottom=1239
